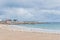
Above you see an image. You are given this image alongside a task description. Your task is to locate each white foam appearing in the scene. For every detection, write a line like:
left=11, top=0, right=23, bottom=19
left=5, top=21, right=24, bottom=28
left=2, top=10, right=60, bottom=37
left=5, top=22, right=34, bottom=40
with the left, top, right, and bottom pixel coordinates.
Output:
left=7, top=25, right=60, bottom=34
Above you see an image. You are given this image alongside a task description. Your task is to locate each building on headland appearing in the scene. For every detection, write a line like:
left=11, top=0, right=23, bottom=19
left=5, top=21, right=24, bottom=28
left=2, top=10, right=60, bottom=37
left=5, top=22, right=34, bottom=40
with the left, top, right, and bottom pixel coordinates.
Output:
left=0, top=19, right=49, bottom=24
left=5, top=19, right=12, bottom=24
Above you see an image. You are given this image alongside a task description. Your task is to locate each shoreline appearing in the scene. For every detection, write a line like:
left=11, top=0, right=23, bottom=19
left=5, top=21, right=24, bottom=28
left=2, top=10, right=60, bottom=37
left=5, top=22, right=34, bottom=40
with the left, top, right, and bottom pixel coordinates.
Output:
left=0, top=24, right=60, bottom=34
left=0, top=24, right=60, bottom=40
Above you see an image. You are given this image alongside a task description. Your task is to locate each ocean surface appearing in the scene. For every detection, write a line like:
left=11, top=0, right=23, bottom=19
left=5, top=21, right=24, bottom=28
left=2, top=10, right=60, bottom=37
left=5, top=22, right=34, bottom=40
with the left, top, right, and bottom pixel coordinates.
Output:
left=9, top=22, right=60, bottom=33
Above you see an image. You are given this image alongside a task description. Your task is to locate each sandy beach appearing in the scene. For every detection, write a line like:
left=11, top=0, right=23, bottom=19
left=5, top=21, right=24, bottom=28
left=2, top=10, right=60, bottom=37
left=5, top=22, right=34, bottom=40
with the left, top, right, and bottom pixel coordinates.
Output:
left=0, top=24, right=60, bottom=40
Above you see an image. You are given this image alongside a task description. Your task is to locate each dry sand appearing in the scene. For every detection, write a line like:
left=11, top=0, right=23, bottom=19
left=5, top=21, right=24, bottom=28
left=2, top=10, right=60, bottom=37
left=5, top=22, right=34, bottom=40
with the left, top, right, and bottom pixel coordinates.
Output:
left=0, top=24, right=60, bottom=40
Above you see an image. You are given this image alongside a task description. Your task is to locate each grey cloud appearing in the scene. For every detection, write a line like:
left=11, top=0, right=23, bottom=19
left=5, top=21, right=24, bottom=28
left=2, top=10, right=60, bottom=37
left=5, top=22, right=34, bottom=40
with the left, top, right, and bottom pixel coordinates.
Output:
left=0, top=0, right=60, bottom=9
left=0, top=0, right=60, bottom=22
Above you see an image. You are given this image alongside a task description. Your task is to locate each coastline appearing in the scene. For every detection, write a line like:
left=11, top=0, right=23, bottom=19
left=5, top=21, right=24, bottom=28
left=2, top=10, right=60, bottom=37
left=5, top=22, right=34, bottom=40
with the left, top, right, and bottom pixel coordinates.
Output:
left=0, top=24, right=60, bottom=34
left=0, top=24, right=60, bottom=40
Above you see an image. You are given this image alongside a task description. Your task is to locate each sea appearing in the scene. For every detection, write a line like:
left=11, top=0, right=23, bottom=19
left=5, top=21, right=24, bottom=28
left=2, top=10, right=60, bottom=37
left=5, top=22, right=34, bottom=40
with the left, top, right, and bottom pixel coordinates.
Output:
left=9, top=22, right=60, bottom=34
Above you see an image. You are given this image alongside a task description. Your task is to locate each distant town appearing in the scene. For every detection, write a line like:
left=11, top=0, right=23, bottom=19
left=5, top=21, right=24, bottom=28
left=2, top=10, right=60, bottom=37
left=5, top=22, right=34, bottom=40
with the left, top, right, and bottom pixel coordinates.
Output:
left=0, top=19, right=49, bottom=25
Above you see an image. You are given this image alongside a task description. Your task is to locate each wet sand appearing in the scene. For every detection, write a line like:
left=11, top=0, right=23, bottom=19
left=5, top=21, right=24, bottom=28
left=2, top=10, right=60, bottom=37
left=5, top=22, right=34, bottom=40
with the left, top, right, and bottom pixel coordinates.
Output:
left=0, top=24, right=60, bottom=40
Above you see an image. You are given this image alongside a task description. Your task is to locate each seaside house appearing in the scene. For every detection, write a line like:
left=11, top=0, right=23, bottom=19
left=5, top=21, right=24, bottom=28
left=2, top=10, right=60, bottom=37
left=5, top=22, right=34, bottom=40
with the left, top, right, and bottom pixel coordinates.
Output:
left=5, top=19, right=19, bottom=24
left=5, top=19, right=12, bottom=24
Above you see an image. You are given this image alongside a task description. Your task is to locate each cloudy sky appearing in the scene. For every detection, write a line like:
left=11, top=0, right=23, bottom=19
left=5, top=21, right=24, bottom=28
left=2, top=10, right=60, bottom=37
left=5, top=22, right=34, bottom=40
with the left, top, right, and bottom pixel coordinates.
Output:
left=0, top=0, right=60, bottom=22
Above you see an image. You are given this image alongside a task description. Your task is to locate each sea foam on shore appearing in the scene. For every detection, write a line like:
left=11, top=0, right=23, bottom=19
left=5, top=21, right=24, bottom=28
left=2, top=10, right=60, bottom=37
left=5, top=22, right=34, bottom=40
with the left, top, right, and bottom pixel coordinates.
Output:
left=0, top=24, right=60, bottom=34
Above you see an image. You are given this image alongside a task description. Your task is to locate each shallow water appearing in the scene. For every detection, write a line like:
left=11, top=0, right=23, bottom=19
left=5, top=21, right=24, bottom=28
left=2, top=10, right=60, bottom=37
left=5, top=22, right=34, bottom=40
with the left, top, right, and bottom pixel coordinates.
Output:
left=8, top=23, right=60, bottom=33
left=18, top=23, right=60, bottom=30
